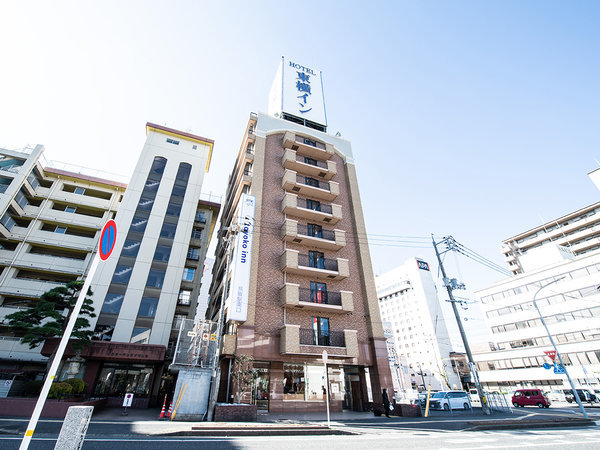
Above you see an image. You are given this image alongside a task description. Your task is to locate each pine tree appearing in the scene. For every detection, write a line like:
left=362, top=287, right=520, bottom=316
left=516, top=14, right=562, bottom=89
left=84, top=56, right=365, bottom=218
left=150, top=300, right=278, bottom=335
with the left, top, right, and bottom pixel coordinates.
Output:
left=6, top=280, right=96, bottom=352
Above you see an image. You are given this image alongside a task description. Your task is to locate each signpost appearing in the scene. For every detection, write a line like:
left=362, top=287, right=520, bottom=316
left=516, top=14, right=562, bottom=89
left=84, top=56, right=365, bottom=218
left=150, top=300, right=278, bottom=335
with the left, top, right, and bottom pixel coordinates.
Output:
left=122, top=393, right=134, bottom=415
left=544, top=350, right=557, bottom=361
left=19, top=220, right=117, bottom=450
left=554, top=363, right=566, bottom=375
left=322, top=350, right=330, bottom=428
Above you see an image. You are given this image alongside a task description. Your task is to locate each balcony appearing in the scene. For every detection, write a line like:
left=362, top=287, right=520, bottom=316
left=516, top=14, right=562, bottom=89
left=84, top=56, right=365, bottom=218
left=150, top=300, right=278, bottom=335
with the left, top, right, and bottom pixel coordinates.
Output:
left=282, top=170, right=339, bottom=202
left=280, top=249, right=349, bottom=281
left=281, top=219, right=345, bottom=251
left=282, top=131, right=335, bottom=160
left=281, top=193, right=342, bottom=225
left=280, top=325, right=358, bottom=357
left=300, top=328, right=345, bottom=347
left=280, top=283, right=354, bottom=313
left=282, top=149, right=336, bottom=180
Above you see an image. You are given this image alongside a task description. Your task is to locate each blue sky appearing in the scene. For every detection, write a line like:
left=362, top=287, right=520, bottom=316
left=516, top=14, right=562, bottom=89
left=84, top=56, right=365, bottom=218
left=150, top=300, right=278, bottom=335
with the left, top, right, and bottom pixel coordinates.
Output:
left=1, top=1, right=599, bottom=342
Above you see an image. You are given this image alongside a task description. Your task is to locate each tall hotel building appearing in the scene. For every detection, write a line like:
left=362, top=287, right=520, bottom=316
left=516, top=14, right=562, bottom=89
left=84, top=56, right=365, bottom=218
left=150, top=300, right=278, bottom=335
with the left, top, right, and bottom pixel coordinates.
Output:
left=376, top=258, right=461, bottom=395
left=0, top=125, right=219, bottom=407
left=207, top=58, right=392, bottom=413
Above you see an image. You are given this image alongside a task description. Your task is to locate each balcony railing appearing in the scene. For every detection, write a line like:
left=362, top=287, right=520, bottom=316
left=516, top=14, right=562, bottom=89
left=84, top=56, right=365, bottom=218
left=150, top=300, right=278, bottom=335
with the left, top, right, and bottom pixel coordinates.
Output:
left=298, top=288, right=342, bottom=306
left=297, top=254, right=338, bottom=271
left=296, top=198, right=332, bottom=214
left=299, top=329, right=345, bottom=347
left=298, top=156, right=328, bottom=169
left=297, top=224, right=335, bottom=241
left=296, top=175, right=330, bottom=191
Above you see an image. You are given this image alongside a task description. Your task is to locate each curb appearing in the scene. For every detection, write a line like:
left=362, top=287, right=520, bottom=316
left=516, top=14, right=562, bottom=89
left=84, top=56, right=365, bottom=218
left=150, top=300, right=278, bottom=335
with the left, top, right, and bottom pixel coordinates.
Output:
left=465, top=418, right=597, bottom=432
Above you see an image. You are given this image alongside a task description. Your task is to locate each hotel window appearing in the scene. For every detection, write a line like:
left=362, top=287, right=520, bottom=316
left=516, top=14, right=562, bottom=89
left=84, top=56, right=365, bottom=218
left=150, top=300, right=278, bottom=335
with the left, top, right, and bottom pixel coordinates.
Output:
left=64, top=205, right=76, bottom=213
left=310, top=281, right=327, bottom=303
left=195, top=211, right=206, bottom=223
left=187, top=247, right=200, bottom=260
left=131, top=327, right=151, bottom=344
left=191, top=228, right=202, bottom=240
left=101, top=293, right=125, bottom=315
left=153, top=245, right=172, bottom=262
left=160, top=222, right=177, bottom=239
left=312, top=316, right=330, bottom=346
left=283, top=363, right=305, bottom=401
left=112, top=265, right=133, bottom=285
left=306, top=199, right=321, bottom=212
left=182, top=267, right=195, bottom=281
left=146, top=269, right=165, bottom=288
left=304, top=177, right=319, bottom=188
left=122, top=240, right=141, bottom=258
left=308, top=251, right=325, bottom=269
left=178, top=289, right=192, bottom=305
left=307, top=223, right=323, bottom=238
left=166, top=138, right=180, bottom=145
left=74, top=187, right=85, bottom=195
left=304, top=156, right=318, bottom=166
left=138, top=296, right=159, bottom=318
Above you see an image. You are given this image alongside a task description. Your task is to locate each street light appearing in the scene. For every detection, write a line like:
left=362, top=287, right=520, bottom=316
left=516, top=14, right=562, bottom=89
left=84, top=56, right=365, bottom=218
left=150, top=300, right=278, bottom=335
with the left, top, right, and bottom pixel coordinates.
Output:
left=532, top=277, right=589, bottom=419
left=411, top=363, right=427, bottom=391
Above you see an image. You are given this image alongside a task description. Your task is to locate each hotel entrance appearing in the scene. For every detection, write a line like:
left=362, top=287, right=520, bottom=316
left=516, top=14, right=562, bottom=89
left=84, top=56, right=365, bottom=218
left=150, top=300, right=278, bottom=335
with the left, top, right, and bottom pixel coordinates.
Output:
left=342, top=366, right=363, bottom=411
left=252, top=363, right=270, bottom=411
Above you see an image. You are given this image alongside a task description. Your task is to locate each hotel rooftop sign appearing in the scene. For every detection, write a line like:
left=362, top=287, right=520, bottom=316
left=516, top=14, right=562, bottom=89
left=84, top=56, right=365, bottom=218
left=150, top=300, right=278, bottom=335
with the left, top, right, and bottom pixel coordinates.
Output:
left=268, top=56, right=327, bottom=128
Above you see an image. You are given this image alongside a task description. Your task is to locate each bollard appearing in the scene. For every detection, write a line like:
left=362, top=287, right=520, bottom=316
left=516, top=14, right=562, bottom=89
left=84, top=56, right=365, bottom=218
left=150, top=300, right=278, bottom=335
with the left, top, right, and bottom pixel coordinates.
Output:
left=54, top=406, right=93, bottom=450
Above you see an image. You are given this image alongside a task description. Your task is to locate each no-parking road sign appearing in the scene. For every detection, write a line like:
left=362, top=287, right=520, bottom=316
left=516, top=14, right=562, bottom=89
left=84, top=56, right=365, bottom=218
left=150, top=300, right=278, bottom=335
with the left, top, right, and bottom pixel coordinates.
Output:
left=99, top=220, right=117, bottom=261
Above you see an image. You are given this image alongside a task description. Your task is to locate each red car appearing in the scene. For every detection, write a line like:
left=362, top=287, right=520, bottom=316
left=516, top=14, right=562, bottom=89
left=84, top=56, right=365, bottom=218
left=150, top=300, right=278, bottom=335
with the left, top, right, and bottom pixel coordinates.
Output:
left=512, top=389, right=551, bottom=408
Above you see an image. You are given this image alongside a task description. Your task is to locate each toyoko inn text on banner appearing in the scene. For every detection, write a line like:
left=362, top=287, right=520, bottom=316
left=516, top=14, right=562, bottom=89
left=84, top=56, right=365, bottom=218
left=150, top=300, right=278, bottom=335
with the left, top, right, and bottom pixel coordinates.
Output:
left=226, top=194, right=256, bottom=322
left=268, top=57, right=327, bottom=127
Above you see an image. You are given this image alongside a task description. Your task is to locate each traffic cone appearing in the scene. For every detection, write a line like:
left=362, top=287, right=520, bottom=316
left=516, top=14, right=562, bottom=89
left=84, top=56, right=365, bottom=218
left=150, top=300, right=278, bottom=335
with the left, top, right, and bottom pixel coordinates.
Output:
left=166, top=401, right=173, bottom=418
left=159, top=395, right=167, bottom=419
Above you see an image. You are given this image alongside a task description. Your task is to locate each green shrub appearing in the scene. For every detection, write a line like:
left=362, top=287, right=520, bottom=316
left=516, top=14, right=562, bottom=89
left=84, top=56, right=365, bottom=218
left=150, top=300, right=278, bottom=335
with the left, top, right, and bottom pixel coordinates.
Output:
left=63, top=378, right=87, bottom=395
left=48, top=382, right=72, bottom=399
left=22, top=380, right=43, bottom=397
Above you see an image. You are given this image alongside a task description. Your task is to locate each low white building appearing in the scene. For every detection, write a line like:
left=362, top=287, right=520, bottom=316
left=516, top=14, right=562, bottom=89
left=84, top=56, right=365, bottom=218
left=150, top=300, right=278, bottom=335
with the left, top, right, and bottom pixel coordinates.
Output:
left=376, top=258, right=461, bottom=396
left=474, top=245, right=600, bottom=393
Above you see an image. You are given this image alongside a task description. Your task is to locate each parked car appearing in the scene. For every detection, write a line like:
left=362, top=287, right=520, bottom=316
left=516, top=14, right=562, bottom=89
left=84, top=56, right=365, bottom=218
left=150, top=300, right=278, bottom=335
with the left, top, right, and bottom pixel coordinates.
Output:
left=563, top=389, right=597, bottom=403
left=512, top=389, right=550, bottom=408
left=546, top=389, right=566, bottom=403
left=429, top=391, right=472, bottom=410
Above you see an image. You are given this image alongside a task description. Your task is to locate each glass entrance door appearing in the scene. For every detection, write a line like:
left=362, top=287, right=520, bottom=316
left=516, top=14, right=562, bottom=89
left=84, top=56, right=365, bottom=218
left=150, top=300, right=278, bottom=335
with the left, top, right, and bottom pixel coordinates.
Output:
left=252, top=366, right=270, bottom=411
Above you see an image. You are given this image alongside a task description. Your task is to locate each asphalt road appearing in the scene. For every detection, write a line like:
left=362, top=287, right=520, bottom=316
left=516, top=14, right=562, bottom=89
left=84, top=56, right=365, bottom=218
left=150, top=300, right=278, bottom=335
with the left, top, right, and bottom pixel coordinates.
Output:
left=1, top=427, right=600, bottom=449
left=0, top=403, right=598, bottom=449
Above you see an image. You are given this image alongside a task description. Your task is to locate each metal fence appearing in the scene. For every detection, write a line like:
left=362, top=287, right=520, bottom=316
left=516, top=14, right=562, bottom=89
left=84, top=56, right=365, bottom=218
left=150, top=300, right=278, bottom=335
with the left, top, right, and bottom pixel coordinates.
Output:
left=171, top=318, right=218, bottom=368
left=485, top=392, right=513, bottom=413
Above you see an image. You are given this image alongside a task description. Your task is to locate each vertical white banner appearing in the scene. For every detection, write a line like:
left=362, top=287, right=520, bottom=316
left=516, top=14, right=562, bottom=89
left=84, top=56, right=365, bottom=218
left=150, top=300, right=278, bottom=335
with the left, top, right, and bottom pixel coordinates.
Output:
left=227, top=194, right=256, bottom=322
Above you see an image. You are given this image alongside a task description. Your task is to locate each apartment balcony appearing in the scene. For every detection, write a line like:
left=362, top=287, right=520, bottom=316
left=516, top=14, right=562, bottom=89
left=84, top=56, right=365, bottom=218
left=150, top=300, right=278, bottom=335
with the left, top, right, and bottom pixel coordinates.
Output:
left=281, top=193, right=342, bottom=225
left=281, top=219, right=345, bottom=251
left=280, top=325, right=358, bottom=357
left=280, top=249, right=349, bottom=280
left=282, top=170, right=339, bottom=202
left=280, top=283, right=354, bottom=313
left=282, top=131, right=335, bottom=160
left=282, top=149, right=336, bottom=180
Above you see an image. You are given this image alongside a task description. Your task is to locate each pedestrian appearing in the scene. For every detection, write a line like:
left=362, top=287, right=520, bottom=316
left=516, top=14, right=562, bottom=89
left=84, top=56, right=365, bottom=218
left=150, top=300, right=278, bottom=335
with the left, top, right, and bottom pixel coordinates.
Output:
left=382, top=388, right=391, bottom=417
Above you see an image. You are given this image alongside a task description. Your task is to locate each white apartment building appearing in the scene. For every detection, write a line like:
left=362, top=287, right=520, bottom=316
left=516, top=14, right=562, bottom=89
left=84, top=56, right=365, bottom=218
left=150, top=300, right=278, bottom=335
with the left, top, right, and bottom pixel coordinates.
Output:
left=474, top=244, right=600, bottom=393
left=376, top=258, right=461, bottom=395
left=0, top=145, right=125, bottom=389
left=87, top=123, right=219, bottom=407
left=502, top=201, right=600, bottom=275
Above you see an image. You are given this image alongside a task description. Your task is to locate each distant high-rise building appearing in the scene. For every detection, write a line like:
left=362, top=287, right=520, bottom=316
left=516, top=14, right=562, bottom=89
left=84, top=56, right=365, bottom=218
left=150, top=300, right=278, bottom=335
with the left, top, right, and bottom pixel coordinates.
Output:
left=207, top=58, right=392, bottom=413
left=376, top=258, right=461, bottom=395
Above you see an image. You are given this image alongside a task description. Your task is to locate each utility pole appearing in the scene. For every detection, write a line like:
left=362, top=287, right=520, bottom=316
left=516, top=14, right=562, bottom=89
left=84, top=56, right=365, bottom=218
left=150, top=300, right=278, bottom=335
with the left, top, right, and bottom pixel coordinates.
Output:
left=206, top=226, right=236, bottom=421
left=432, top=235, right=490, bottom=415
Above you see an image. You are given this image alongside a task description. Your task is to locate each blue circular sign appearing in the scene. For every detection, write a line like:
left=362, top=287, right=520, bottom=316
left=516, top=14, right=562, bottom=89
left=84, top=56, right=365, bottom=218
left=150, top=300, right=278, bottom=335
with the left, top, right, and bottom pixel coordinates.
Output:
left=99, top=220, right=117, bottom=261
left=542, top=362, right=551, bottom=370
